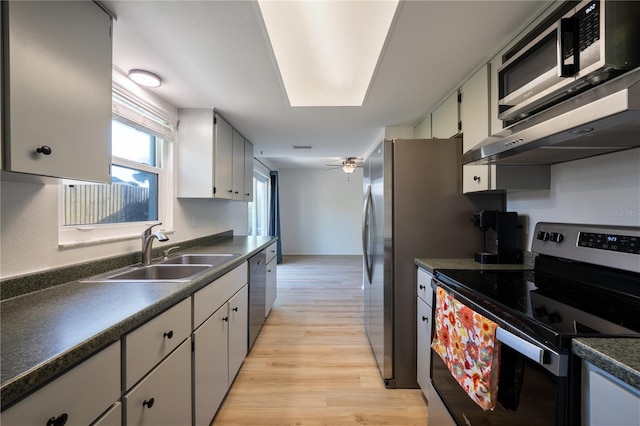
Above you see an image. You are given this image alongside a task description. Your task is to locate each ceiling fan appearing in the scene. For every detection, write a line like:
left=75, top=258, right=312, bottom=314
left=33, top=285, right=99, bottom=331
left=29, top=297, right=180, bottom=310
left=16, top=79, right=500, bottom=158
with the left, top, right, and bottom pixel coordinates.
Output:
left=325, top=157, right=364, bottom=174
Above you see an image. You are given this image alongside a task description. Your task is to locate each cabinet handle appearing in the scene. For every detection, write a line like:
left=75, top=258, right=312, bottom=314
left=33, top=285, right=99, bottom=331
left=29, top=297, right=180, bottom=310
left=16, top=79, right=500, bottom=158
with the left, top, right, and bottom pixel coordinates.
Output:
left=36, top=146, right=53, bottom=155
left=473, top=175, right=480, bottom=182
left=232, top=307, right=238, bottom=312
left=143, top=398, right=155, bottom=409
left=223, top=316, right=229, bottom=322
left=234, top=191, right=239, bottom=194
left=245, top=193, right=251, bottom=196
left=228, top=189, right=233, bottom=193
left=163, top=330, right=174, bottom=339
left=422, top=316, right=428, bottom=322
left=267, top=269, right=272, bottom=273
left=419, top=284, right=425, bottom=290
left=46, top=414, right=68, bottom=426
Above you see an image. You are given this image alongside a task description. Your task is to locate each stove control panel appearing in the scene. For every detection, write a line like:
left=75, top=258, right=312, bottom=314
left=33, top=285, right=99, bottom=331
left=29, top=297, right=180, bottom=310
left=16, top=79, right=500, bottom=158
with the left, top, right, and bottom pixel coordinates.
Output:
left=578, top=232, right=639, bottom=254
left=533, top=222, right=640, bottom=273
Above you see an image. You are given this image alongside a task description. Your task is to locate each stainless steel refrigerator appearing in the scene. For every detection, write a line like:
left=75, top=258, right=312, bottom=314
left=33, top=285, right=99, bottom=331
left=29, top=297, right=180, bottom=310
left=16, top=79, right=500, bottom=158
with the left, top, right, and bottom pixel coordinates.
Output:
left=362, top=138, right=504, bottom=388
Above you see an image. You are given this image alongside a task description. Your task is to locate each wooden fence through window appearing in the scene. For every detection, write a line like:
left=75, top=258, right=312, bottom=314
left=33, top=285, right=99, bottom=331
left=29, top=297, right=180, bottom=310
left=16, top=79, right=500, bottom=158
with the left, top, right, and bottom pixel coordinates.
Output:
left=63, top=184, right=149, bottom=225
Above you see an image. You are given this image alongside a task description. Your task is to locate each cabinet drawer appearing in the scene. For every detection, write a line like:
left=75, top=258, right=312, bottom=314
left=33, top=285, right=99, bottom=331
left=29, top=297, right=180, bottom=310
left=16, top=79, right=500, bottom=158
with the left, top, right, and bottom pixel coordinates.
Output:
left=125, top=298, right=191, bottom=389
left=265, top=242, right=277, bottom=264
left=2, top=341, right=120, bottom=426
left=124, top=339, right=191, bottom=426
left=417, top=268, right=434, bottom=306
left=194, top=263, right=248, bottom=328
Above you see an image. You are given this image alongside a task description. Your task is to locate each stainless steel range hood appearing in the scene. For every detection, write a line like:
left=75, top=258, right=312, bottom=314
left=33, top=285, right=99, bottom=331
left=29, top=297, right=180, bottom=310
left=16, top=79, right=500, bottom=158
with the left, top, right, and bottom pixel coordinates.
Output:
left=463, top=67, right=640, bottom=165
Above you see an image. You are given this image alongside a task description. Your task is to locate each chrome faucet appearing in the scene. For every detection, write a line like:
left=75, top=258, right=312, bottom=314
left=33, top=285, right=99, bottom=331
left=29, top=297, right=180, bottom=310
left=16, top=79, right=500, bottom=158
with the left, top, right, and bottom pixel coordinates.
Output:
left=142, top=223, right=169, bottom=265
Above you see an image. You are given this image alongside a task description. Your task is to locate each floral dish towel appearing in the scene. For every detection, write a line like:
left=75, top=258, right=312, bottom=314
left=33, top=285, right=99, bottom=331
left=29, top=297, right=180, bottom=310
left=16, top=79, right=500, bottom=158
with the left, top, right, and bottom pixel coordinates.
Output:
left=431, top=286, right=501, bottom=411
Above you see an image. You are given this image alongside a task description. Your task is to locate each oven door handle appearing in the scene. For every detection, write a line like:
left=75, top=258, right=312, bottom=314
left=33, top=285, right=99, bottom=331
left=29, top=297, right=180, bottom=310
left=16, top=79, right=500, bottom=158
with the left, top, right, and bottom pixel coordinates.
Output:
left=496, top=327, right=546, bottom=365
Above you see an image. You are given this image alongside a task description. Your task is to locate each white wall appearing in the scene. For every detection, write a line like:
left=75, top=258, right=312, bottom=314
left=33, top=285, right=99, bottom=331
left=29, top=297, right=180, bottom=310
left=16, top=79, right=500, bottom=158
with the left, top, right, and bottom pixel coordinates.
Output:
left=508, top=148, right=640, bottom=249
left=278, top=167, right=363, bottom=255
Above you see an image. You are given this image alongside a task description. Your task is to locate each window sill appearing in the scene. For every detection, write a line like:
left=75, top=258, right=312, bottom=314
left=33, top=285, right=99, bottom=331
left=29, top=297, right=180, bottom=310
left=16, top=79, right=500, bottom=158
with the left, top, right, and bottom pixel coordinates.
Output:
left=59, top=227, right=174, bottom=249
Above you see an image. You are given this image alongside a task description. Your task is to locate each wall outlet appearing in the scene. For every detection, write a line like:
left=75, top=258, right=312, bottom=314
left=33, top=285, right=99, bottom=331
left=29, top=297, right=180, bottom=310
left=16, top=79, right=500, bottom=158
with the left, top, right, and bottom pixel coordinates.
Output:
left=191, top=215, right=199, bottom=227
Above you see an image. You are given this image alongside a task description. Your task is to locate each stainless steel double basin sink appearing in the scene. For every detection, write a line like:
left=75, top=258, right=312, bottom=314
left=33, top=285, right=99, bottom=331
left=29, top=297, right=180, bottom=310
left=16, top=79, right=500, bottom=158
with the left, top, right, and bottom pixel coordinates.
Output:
left=80, top=254, right=239, bottom=283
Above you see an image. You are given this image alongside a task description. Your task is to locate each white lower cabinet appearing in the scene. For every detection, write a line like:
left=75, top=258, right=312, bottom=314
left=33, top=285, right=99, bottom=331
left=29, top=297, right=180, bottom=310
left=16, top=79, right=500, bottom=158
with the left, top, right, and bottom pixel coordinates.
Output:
left=582, top=360, right=640, bottom=426
left=194, top=303, right=230, bottom=425
left=193, top=265, right=249, bottom=426
left=228, top=285, right=249, bottom=383
left=124, top=339, right=191, bottom=426
left=1, top=342, right=120, bottom=426
left=92, top=402, right=121, bottom=426
left=416, top=268, right=434, bottom=401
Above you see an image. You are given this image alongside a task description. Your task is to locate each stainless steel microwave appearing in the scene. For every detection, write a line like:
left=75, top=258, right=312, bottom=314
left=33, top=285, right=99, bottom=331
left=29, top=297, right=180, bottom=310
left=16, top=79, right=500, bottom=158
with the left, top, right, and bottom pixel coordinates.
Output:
left=498, top=0, right=640, bottom=123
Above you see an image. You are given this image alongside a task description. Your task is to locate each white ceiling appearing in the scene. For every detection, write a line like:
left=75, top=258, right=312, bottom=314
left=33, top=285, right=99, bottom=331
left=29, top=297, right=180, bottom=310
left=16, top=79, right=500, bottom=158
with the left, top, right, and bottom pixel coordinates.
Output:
left=103, top=0, right=549, bottom=169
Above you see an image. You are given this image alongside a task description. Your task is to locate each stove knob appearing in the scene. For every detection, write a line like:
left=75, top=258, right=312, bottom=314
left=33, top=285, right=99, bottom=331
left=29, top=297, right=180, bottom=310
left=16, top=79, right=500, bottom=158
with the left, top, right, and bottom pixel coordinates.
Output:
left=550, top=232, right=564, bottom=243
left=537, top=231, right=550, bottom=241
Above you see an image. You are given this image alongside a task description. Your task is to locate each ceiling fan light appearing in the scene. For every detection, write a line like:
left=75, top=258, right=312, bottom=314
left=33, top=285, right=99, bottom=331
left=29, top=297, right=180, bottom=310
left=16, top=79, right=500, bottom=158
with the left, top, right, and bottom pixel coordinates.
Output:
left=128, top=69, right=162, bottom=88
left=342, top=163, right=357, bottom=174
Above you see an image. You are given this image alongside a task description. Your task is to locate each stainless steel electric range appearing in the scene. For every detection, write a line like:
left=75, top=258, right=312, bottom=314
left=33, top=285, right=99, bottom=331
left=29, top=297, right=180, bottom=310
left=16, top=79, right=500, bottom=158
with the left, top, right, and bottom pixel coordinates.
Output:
left=430, top=222, right=640, bottom=425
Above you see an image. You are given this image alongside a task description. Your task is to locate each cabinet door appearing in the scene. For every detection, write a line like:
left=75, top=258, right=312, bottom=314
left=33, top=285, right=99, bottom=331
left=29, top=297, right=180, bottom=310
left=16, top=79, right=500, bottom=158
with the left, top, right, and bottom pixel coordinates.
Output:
left=124, top=339, right=191, bottom=426
left=461, top=65, right=490, bottom=152
left=1, top=342, right=120, bottom=426
left=431, top=91, right=459, bottom=139
left=417, top=297, right=432, bottom=400
left=193, top=304, right=229, bottom=426
left=4, top=1, right=112, bottom=182
left=461, top=64, right=493, bottom=193
left=583, top=361, right=640, bottom=426
left=228, top=285, right=249, bottom=384
left=214, top=114, right=233, bottom=199
left=244, top=139, right=254, bottom=201
left=232, top=130, right=245, bottom=200
left=176, top=109, right=215, bottom=198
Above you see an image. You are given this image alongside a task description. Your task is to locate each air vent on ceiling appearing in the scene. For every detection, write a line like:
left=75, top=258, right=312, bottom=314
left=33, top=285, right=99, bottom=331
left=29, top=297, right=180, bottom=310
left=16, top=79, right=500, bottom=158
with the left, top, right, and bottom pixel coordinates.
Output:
left=293, top=145, right=313, bottom=150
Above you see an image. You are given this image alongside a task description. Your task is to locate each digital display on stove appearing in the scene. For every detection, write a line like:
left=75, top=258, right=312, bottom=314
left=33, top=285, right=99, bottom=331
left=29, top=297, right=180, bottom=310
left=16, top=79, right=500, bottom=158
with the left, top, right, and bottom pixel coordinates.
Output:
left=578, top=232, right=639, bottom=254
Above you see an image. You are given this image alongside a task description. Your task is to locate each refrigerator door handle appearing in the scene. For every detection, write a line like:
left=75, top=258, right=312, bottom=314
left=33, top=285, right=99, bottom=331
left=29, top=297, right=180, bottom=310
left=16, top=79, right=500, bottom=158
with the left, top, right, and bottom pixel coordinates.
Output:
left=362, top=185, right=373, bottom=284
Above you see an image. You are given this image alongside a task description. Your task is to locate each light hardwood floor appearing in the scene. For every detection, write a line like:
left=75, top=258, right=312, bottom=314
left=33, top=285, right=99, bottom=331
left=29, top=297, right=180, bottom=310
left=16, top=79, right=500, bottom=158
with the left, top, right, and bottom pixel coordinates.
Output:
left=213, top=255, right=428, bottom=425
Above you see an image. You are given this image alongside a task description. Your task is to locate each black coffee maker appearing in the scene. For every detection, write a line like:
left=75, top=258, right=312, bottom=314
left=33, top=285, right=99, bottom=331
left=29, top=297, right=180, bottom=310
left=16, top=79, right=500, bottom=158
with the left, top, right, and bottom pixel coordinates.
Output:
left=473, top=210, right=521, bottom=264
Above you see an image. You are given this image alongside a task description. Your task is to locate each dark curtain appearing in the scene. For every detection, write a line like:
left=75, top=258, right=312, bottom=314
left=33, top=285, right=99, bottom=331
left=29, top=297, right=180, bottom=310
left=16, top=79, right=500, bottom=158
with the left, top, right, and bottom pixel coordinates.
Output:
left=269, top=171, right=283, bottom=263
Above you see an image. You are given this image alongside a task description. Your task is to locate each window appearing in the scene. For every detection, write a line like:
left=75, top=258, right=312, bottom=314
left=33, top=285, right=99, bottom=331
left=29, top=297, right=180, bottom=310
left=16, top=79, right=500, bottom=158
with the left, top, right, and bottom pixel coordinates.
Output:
left=59, top=92, right=174, bottom=246
left=248, top=169, right=270, bottom=236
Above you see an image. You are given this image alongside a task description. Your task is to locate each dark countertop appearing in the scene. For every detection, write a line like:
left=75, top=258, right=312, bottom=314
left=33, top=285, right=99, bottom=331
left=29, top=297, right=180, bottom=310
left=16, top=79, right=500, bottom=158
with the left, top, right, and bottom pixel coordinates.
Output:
left=572, top=338, right=640, bottom=390
left=414, top=256, right=535, bottom=273
left=0, top=235, right=276, bottom=408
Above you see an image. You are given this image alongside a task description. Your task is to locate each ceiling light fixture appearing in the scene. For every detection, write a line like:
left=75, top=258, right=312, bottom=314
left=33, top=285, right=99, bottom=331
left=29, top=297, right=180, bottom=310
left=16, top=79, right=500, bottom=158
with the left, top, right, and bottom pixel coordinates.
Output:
left=258, top=0, right=399, bottom=107
left=128, top=69, right=162, bottom=88
left=342, top=162, right=357, bottom=174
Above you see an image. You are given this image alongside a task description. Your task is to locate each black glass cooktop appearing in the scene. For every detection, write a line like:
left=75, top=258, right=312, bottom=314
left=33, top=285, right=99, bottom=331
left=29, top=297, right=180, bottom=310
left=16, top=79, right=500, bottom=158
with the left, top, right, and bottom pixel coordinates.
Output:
left=434, top=263, right=640, bottom=350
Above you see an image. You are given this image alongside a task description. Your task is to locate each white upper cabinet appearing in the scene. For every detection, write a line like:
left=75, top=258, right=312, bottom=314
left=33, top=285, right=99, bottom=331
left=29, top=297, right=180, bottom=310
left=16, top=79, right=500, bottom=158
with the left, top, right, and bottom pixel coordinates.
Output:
left=232, top=129, right=245, bottom=200
left=244, top=139, right=254, bottom=202
left=461, top=65, right=493, bottom=193
left=461, top=64, right=550, bottom=193
left=215, top=115, right=234, bottom=199
left=2, top=1, right=112, bottom=183
left=177, top=109, right=252, bottom=200
left=431, top=91, right=460, bottom=139
left=414, top=115, right=432, bottom=139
